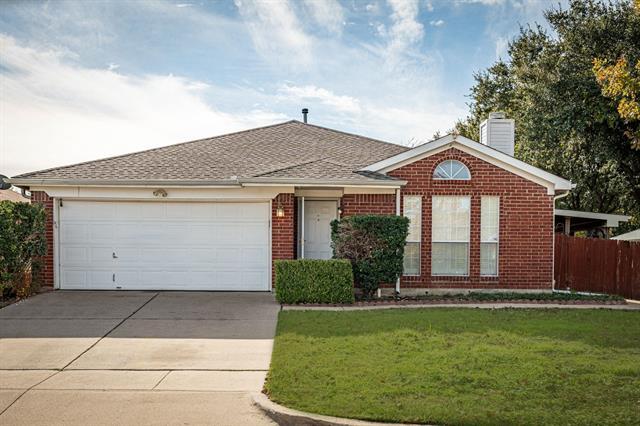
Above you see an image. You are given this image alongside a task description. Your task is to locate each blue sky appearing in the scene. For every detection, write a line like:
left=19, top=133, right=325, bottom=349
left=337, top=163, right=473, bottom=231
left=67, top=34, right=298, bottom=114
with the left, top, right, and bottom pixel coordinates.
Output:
left=0, top=0, right=563, bottom=177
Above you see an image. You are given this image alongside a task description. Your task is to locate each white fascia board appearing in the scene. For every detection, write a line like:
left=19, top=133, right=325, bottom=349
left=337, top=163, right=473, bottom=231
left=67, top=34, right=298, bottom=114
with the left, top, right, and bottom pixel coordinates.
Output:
left=554, top=209, right=631, bottom=227
left=8, top=178, right=242, bottom=188
left=361, top=134, right=574, bottom=194
left=239, top=178, right=406, bottom=188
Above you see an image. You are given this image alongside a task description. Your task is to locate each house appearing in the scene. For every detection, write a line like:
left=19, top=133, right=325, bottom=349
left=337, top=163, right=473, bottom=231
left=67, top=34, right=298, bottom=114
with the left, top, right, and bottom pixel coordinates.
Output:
left=554, top=209, right=630, bottom=238
left=612, top=229, right=640, bottom=242
left=0, top=188, right=30, bottom=202
left=9, top=112, right=573, bottom=293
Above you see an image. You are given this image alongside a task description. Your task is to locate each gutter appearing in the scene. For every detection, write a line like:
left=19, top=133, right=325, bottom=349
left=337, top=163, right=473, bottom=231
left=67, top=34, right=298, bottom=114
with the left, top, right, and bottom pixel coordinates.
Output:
left=7, top=178, right=243, bottom=188
left=8, top=178, right=407, bottom=189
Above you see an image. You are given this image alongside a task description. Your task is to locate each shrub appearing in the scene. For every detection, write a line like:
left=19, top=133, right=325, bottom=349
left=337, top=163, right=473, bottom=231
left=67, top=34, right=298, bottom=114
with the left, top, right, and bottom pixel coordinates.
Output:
left=275, top=259, right=354, bottom=304
left=331, top=215, right=409, bottom=299
left=0, top=201, right=47, bottom=300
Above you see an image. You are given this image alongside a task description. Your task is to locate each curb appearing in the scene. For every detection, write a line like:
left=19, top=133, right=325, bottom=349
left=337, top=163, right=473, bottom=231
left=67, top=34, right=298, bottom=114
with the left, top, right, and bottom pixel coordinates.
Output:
left=252, top=393, right=426, bottom=426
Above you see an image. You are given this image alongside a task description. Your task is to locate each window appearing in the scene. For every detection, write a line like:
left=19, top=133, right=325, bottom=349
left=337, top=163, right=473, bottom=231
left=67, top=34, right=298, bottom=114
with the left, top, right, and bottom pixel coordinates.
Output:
left=403, top=196, right=422, bottom=275
left=481, top=196, right=499, bottom=276
left=433, top=160, right=471, bottom=180
left=432, top=196, right=470, bottom=276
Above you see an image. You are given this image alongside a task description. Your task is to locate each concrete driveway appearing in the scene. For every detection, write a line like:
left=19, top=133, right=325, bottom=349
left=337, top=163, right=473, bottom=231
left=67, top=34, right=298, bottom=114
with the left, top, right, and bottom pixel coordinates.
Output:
left=0, top=291, right=279, bottom=425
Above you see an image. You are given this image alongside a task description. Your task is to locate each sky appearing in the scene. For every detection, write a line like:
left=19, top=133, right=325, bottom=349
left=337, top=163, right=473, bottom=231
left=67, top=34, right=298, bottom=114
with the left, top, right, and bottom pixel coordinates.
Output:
left=0, top=0, right=564, bottom=177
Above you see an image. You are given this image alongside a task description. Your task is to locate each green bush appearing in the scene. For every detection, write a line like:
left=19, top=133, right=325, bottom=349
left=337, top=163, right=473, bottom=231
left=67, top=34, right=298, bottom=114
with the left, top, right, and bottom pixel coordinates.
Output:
left=331, top=215, right=409, bottom=299
left=0, top=200, right=47, bottom=300
left=275, top=259, right=354, bottom=304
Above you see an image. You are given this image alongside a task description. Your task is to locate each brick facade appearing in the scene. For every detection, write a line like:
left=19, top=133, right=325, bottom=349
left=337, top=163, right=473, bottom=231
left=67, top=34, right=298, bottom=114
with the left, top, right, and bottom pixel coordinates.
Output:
left=340, top=194, right=396, bottom=216
left=31, top=191, right=55, bottom=288
left=389, top=148, right=554, bottom=290
left=271, top=193, right=295, bottom=284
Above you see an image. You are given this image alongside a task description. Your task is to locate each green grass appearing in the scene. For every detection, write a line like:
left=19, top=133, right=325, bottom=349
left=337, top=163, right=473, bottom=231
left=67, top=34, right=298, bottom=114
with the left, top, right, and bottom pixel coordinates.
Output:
left=265, top=309, right=640, bottom=425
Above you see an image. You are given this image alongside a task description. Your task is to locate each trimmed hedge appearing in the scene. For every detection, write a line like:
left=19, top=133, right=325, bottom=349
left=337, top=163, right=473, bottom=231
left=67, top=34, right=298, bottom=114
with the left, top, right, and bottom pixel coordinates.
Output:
left=331, top=215, right=409, bottom=298
left=0, top=200, right=47, bottom=300
left=275, top=259, right=354, bottom=304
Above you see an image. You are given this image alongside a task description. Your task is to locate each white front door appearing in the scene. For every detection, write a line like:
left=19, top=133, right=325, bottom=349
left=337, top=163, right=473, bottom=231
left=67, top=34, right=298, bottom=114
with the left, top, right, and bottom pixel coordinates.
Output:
left=58, top=200, right=270, bottom=291
left=303, top=200, right=337, bottom=259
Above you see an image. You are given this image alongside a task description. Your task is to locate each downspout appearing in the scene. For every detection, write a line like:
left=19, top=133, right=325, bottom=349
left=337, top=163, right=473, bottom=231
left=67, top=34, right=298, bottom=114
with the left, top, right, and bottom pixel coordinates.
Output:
left=552, top=190, right=571, bottom=292
left=395, top=189, right=401, bottom=295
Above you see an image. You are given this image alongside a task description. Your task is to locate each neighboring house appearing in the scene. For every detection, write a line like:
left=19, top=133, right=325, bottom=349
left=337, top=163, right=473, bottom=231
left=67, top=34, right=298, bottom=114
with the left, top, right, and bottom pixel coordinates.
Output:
left=554, top=209, right=630, bottom=238
left=612, top=229, right=640, bottom=242
left=0, top=188, right=29, bottom=202
left=9, top=114, right=573, bottom=293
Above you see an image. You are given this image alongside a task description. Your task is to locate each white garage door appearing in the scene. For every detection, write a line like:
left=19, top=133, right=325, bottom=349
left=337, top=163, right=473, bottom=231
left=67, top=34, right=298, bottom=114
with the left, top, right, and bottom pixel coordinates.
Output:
left=59, top=201, right=270, bottom=291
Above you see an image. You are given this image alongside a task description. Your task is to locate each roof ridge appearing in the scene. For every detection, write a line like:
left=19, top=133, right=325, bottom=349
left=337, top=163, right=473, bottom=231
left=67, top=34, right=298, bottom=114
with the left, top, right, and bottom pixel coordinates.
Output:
left=293, top=120, right=410, bottom=152
left=13, top=120, right=299, bottom=178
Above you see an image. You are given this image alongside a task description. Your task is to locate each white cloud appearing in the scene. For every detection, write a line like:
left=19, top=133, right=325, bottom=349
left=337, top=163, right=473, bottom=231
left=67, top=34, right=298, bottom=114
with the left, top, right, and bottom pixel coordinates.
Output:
left=365, top=3, right=380, bottom=13
left=234, top=0, right=313, bottom=69
left=430, top=19, right=445, bottom=27
left=303, top=0, right=344, bottom=35
left=0, top=35, right=285, bottom=177
left=278, top=84, right=361, bottom=114
left=385, top=0, right=424, bottom=63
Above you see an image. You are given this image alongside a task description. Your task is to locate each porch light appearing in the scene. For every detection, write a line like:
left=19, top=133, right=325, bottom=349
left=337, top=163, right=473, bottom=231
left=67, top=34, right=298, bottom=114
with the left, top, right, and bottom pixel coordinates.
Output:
left=276, top=200, right=285, bottom=217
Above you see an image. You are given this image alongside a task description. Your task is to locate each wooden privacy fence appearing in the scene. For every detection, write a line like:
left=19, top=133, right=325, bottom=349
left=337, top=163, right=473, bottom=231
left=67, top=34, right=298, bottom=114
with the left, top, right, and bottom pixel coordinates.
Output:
left=554, top=234, right=640, bottom=299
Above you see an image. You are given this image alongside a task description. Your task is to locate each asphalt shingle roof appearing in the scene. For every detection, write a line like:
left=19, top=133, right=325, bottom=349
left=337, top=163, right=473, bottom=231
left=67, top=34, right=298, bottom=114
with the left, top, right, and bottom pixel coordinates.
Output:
left=15, top=121, right=409, bottom=183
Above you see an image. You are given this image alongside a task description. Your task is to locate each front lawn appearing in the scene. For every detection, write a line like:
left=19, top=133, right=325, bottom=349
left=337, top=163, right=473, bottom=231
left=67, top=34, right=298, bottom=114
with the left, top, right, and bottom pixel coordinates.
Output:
left=265, top=309, right=640, bottom=425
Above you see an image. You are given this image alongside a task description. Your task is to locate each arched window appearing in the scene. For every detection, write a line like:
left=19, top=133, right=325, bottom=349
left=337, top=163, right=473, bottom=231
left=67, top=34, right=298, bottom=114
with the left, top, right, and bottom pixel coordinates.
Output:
left=433, top=160, right=471, bottom=180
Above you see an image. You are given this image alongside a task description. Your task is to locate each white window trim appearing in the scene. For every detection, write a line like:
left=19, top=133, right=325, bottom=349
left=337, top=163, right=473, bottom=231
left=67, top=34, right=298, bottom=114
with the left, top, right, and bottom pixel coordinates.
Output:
left=403, top=195, right=422, bottom=276
left=433, top=160, right=471, bottom=180
left=480, top=196, right=500, bottom=277
left=431, top=196, right=471, bottom=277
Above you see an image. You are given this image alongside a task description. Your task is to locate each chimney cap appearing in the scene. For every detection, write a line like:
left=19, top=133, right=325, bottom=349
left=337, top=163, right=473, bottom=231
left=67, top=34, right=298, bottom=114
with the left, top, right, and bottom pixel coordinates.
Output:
left=488, top=112, right=506, bottom=119
left=301, top=108, right=309, bottom=123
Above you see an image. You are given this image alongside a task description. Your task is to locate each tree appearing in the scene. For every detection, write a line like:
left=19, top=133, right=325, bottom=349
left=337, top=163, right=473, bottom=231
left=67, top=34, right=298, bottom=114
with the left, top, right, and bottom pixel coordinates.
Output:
left=594, top=57, right=640, bottom=149
left=456, top=0, right=640, bottom=232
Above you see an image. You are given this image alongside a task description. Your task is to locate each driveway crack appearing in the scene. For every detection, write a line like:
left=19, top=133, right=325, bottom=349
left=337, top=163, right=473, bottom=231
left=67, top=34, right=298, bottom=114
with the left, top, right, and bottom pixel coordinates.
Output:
left=151, top=370, right=172, bottom=390
left=60, top=292, right=160, bottom=371
left=0, top=371, right=62, bottom=417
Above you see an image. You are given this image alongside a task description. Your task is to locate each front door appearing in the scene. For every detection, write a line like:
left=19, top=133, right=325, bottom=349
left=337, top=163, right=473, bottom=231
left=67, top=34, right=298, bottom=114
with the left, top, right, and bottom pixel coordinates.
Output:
left=304, top=200, right=337, bottom=259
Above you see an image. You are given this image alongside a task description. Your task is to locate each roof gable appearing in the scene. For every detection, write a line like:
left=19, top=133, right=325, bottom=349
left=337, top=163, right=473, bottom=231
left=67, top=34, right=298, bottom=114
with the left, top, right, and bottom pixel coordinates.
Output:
left=362, top=134, right=574, bottom=195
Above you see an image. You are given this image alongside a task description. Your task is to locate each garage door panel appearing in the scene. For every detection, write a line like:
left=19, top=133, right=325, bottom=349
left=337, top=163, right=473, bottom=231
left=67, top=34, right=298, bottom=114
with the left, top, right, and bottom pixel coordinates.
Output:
left=90, top=247, right=114, bottom=263
left=189, top=248, right=217, bottom=263
left=186, top=224, right=217, bottom=243
left=59, top=201, right=270, bottom=291
left=60, top=224, right=87, bottom=244
left=89, top=224, right=116, bottom=241
left=61, top=247, right=88, bottom=265
left=242, top=248, right=269, bottom=268
left=242, top=224, right=269, bottom=243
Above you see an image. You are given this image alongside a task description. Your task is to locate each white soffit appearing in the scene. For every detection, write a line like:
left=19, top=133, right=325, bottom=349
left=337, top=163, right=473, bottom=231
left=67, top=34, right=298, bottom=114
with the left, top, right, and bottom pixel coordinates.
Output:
left=361, top=134, right=574, bottom=195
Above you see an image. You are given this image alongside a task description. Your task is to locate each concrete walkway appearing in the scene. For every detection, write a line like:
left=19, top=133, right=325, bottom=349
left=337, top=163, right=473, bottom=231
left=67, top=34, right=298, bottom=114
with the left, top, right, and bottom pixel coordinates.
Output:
left=0, top=291, right=278, bottom=425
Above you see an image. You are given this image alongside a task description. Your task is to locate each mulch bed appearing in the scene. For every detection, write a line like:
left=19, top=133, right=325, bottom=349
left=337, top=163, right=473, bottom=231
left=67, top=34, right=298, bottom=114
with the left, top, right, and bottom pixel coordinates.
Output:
left=286, top=297, right=628, bottom=308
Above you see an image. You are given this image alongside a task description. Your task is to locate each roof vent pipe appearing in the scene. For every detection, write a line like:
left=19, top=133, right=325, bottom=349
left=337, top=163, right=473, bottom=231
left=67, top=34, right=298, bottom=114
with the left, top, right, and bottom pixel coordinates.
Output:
left=302, top=108, right=309, bottom=124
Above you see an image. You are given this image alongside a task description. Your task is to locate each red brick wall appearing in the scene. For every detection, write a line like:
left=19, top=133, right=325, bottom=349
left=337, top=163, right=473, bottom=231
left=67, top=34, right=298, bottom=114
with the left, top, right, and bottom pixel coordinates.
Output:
left=389, top=148, right=554, bottom=290
left=30, top=191, right=54, bottom=288
left=272, top=193, right=295, bottom=286
left=341, top=194, right=396, bottom=216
